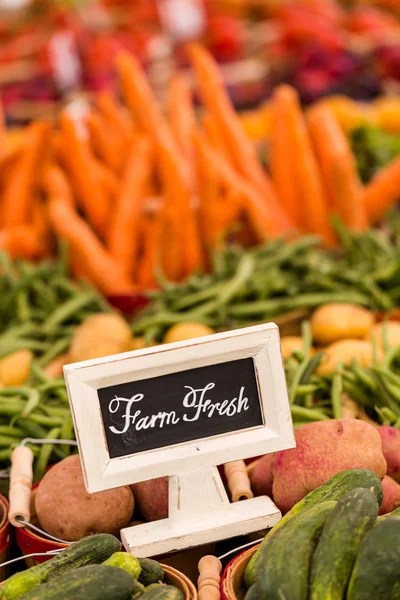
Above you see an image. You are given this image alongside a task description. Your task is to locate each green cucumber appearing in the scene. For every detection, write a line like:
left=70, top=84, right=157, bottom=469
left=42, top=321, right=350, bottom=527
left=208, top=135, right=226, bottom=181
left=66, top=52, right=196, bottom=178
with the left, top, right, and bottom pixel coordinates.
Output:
left=133, top=580, right=146, bottom=598
left=256, top=501, right=336, bottom=600
left=310, top=487, right=379, bottom=600
left=103, top=552, right=141, bottom=579
left=347, top=518, right=400, bottom=600
left=1, top=534, right=121, bottom=600
left=244, top=584, right=260, bottom=599
left=18, top=565, right=134, bottom=600
left=138, top=558, right=165, bottom=586
left=140, top=585, right=184, bottom=599
left=244, top=468, right=383, bottom=588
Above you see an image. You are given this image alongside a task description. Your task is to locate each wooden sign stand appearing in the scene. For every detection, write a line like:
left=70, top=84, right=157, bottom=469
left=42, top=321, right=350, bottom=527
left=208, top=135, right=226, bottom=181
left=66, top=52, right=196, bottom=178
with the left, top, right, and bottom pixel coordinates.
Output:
left=64, top=323, right=295, bottom=558
left=122, top=467, right=280, bottom=557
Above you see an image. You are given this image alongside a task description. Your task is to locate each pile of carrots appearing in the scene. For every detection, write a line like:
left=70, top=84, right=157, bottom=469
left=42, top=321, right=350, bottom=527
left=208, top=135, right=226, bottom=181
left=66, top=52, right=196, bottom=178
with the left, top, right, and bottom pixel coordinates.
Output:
left=0, top=44, right=399, bottom=296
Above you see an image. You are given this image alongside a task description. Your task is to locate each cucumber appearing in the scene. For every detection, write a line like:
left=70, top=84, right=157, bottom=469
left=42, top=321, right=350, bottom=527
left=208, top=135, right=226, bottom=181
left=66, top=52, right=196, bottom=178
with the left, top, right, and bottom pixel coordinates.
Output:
left=103, top=552, right=141, bottom=579
left=310, top=487, right=379, bottom=600
left=347, top=518, right=400, bottom=600
left=244, top=584, right=260, bottom=599
left=138, top=558, right=165, bottom=586
left=140, top=585, right=184, bottom=599
left=18, top=565, right=134, bottom=600
left=244, top=468, right=382, bottom=588
left=1, top=534, right=121, bottom=600
left=256, top=501, right=336, bottom=600
left=133, top=580, right=146, bottom=598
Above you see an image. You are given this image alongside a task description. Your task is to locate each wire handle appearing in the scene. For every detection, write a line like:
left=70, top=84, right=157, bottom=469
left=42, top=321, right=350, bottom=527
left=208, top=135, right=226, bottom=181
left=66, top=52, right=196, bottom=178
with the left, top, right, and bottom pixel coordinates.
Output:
left=198, top=555, right=222, bottom=600
left=8, top=439, right=77, bottom=528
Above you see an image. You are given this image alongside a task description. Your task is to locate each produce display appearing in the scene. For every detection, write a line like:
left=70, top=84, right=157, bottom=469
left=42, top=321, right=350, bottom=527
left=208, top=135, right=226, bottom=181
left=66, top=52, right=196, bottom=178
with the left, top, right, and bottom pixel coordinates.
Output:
left=1, top=2, right=400, bottom=598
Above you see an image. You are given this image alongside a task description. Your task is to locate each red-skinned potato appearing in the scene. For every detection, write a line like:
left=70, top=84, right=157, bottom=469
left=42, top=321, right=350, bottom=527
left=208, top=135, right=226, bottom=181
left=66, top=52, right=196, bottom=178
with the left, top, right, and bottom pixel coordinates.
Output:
left=130, top=477, right=168, bottom=522
left=379, top=476, right=400, bottom=515
left=247, top=454, right=275, bottom=497
left=35, top=455, right=134, bottom=541
left=272, top=419, right=387, bottom=514
left=376, top=426, right=400, bottom=482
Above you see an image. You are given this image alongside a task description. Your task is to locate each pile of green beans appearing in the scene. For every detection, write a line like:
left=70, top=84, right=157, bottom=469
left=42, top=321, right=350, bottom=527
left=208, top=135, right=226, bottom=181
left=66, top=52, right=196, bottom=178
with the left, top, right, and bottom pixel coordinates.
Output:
left=0, top=248, right=111, bottom=367
left=285, top=322, right=400, bottom=429
left=132, top=216, right=400, bottom=343
left=0, top=249, right=112, bottom=474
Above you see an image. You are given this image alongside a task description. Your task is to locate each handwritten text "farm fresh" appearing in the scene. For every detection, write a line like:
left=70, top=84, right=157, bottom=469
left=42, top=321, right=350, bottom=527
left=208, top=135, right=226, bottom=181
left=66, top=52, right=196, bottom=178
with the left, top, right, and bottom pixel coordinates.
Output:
left=108, top=383, right=249, bottom=435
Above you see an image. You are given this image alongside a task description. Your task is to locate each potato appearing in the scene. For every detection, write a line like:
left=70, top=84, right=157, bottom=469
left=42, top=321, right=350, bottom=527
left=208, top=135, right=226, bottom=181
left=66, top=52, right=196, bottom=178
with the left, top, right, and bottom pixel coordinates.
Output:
left=163, top=322, right=214, bottom=344
left=366, top=322, right=400, bottom=350
left=0, top=350, right=33, bottom=386
left=379, top=476, right=400, bottom=515
left=248, top=454, right=275, bottom=497
left=280, top=336, right=315, bottom=359
left=69, top=313, right=132, bottom=363
left=36, top=455, right=134, bottom=541
left=272, top=419, right=387, bottom=514
left=317, top=339, right=383, bottom=376
left=377, top=426, right=400, bottom=482
left=130, top=478, right=168, bottom=522
left=310, top=303, right=374, bottom=345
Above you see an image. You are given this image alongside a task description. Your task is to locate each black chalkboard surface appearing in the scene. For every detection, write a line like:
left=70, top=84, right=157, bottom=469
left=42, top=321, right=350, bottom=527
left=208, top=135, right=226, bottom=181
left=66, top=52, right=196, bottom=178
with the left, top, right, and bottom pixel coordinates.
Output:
left=98, top=357, right=263, bottom=459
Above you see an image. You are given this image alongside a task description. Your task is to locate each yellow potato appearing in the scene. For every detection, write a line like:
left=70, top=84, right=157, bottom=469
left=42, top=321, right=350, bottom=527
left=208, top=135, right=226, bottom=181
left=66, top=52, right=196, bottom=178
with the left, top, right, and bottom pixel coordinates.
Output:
left=317, top=339, right=383, bottom=376
left=311, top=303, right=374, bottom=345
left=163, top=322, right=215, bottom=344
left=0, top=350, right=33, bottom=386
left=280, top=336, right=315, bottom=358
left=129, top=337, right=158, bottom=351
left=366, top=322, right=400, bottom=350
left=69, top=313, right=132, bottom=363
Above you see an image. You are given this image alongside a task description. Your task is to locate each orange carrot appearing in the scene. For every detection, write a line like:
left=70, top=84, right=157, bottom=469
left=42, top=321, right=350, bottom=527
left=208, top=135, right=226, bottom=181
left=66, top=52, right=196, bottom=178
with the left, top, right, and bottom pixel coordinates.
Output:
left=0, top=225, right=42, bottom=259
left=364, top=154, right=400, bottom=224
left=91, top=157, right=120, bottom=201
left=158, top=139, right=204, bottom=277
left=108, top=136, right=153, bottom=276
left=137, top=212, right=162, bottom=287
left=275, top=85, right=335, bottom=245
left=308, top=105, right=367, bottom=232
left=86, top=110, right=124, bottom=173
left=269, top=90, right=301, bottom=226
left=202, top=112, right=231, bottom=158
left=194, top=130, right=294, bottom=242
left=2, top=121, right=49, bottom=228
left=32, top=195, right=51, bottom=255
left=195, top=130, right=222, bottom=248
left=59, top=113, right=110, bottom=238
left=168, top=74, right=196, bottom=160
left=0, top=98, right=4, bottom=163
left=96, top=91, right=133, bottom=140
left=43, top=164, right=75, bottom=208
left=188, top=43, right=289, bottom=219
left=48, top=197, right=135, bottom=295
left=116, top=51, right=172, bottom=145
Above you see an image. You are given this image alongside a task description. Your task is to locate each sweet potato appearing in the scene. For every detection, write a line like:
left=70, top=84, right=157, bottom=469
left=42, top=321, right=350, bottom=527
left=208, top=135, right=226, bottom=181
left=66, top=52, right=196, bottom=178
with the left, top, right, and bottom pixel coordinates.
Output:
left=379, top=475, right=400, bottom=515
left=36, top=455, right=134, bottom=540
left=247, top=454, right=275, bottom=497
left=130, top=477, right=168, bottom=522
left=377, top=426, right=400, bottom=482
left=272, top=419, right=387, bottom=514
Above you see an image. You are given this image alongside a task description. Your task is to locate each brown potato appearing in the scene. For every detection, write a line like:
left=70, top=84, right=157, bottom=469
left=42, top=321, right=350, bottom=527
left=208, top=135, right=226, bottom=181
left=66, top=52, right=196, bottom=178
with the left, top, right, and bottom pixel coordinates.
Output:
left=317, top=339, right=383, bottom=376
left=36, top=455, right=134, bottom=541
left=311, top=303, right=374, bottom=345
left=130, top=478, right=168, bottom=522
left=272, top=419, right=387, bottom=514
left=0, top=350, right=33, bottom=386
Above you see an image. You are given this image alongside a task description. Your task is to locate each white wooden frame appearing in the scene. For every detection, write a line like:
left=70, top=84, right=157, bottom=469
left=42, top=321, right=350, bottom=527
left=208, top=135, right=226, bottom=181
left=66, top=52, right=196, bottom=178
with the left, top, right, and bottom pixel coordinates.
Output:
left=64, top=322, right=295, bottom=494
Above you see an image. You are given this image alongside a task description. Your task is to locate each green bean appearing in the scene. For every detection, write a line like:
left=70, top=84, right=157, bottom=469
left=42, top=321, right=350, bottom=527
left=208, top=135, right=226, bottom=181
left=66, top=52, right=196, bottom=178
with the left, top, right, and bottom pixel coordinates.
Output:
left=17, top=291, right=30, bottom=322
left=351, top=365, right=377, bottom=392
left=40, top=405, right=69, bottom=418
left=27, top=414, right=64, bottom=427
left=0, top=448, right=11, bottom=462
left=0, top=401, right=26, bottom=416
left=0, top=435, right=22, bottom=446
left=191, top=254, right=255, bottom=318
left=31, top=361, right=49, bottom=384
left=291, top=405, right=330, bottom=421
left=43, top=292, right=97, bottom=331
left=0, top=339, right=49, bottom=359
left=301, top=321, right=312, bottom=357
left=171, top=281, right=225, bottom=311
left=132, top=312, right=214, bottom=335
left=33, top=427, right=60, bottom=482
left=37, top=338, right=71, bottom=368
left=0, top=425, right=23, bottom=437
left=14, top=418, right=47, bottom=439
left=331, top=373, right=343, bottom=420
left=21, top=389, right=41, bottom=418
left=294, top=385, right=318, bottom=397
left=289, top=353, right=323, bottom=404
left=60, top=416, right=75, bottom=455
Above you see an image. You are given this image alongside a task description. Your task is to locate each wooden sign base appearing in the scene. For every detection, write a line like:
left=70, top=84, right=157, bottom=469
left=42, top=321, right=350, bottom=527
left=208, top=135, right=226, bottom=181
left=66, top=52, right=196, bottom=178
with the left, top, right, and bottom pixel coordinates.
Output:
left=121, top=467, right=281, bottom=558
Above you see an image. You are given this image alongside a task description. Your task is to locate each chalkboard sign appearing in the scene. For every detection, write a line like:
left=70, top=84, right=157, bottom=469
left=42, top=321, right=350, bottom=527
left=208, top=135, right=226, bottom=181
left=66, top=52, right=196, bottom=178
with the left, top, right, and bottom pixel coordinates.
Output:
left=99, top=357, right=263, bottom=459
left=64, top=322, right=294, bottom=494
